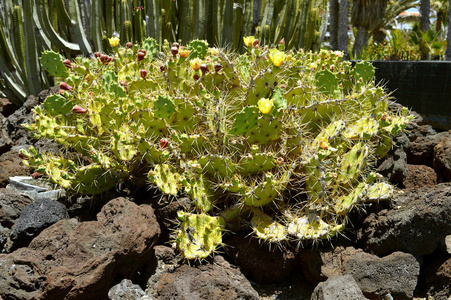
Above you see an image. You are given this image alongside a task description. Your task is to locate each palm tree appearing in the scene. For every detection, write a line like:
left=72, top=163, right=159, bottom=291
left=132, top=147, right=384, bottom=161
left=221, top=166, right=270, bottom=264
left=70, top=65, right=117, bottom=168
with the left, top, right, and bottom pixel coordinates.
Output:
left=446, top=0, right=451, bottom=60
left=351, top=0, right=389, bottom=56
left=431, top=0, right=449, bottom=32
left=420, top=0, right=431, bottom=32
left=329, top=0, right=350, bottom=58
left=371, top=0, right=419, bottom=44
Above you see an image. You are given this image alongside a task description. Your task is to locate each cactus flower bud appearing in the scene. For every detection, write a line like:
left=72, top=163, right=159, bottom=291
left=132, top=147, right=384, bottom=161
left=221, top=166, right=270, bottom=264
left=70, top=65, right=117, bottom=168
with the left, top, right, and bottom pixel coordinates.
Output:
left=243, top=36, right=256, bottom=47
left=179, top=48, right=190, bottom=58
left=200, top=64, right=208, bottom=74
left=193, top=74, right=200, bottom=80
left=63, top=59, right=72, bottom=69
left=94, top=52, right=101, bottom=58
left=137, top=51, right=145, bottom=61
left=276, top=157, right=284, bottom=165
left=72, top=105, right=87, bottom=114
left=19, top=151, right=29, bottom=160
left=140, top=69, right=147, bottom=79
left=160, top=65, right=166, bottom=72
left=280, top=38, right=285, bottom=45
left=173, top=42, right=180, bottom=49
left=171, top=46, right=178, bottom=57
left=253, top=39, right=259, bottom=48
left=32, top=172, right=43, bottom=179
left=139, top=49, right=147, bottom=54
left=59, top=82, right=72, bottom=91
left=126, top=42, right=133, bottom=49
left=160, top=138, right=169, bottom=149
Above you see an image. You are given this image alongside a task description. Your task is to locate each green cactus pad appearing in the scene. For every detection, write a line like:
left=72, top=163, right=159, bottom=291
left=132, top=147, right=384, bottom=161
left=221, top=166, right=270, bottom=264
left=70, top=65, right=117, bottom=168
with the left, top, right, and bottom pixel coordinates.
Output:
left=40, top=50, right=69, bottom=78
left=176, top=212, right=225, bottom=259
left=199, top=155, right=236, bottom=179
left=137, top=139, right=170, bottom=164
left=153, top=95, right=176, bottom=119
left=242, top=173, right=281, bottom=207
left=246, top=117, right=283, bottom=144
left=184, top=174, right=216, bottom=212
left=230, top=106, right=259, bottom=135
left=187, top=40, right=208, bottom=59
left=251, top=209, right=287, bottom=243
left=338, top=142, right=369, bottom=184
left=354, top=61, right=375, bottom=84
left=334, top=182, right=367, bottom=215
left=141, top=37, right=158, bottom=60
left=286, top=213, right=344, bottom=240
left=315, top=69, right=338, bottom=96
left=365, top=182, right=394, bottom=202
left=111, top=128, right=138, bottom=161
left=43, top=94, right=74, bottom=116
left=148, top=164, right=182, bottom=196
left=342, top=117, right=379, bottom=140
left=238, top=152, right=276, bottom=175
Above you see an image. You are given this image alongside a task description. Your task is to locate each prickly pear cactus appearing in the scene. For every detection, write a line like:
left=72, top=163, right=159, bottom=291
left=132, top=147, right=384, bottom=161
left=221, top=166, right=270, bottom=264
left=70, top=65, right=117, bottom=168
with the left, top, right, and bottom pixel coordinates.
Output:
left=22, top=38, right=413, bottom=260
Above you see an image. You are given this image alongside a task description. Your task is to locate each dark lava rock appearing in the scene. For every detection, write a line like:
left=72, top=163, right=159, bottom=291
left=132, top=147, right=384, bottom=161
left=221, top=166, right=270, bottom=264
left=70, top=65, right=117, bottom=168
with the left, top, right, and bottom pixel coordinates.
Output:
left=0, top=114, right=12, bottom=154
left=225, top=234, right=297, bottom=284
left=148, top=255, right=259, bottom=300
left=433, top=137, right=451, bottom=181
left=344, top=251, right=420, bottom=300
left=358, top=183, right=451, bottom=256
left=10, top=197, right=69, bottom=250
left=407, top=131, right=450, bottom=166
left=377, top=132, right=409, bottom=186
left=0, top=197, right=160, bottom=300
left=0, top=187, right=33, bottom=228
left=310, top=275, right=368, bottom=300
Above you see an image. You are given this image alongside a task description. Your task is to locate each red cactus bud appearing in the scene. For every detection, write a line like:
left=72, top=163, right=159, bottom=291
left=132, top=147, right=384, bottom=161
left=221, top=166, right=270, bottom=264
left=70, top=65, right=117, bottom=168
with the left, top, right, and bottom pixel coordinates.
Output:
left=119, top=81, right=128, bottom=87
left=276, top=157, right=284, bottom=165
left=19, top=152, right=29, bottom=160
left=253, top=39, right=259, bottom=48
left=72, top=105, right=87, bottom=114
left=139, top=49, right=147, bottom=54
left=200, top=64, right=208, bottom=74
left=173, top=42, right=180, bottom=49
left=214, top=63, right=222, bottom=73
left=160, top=65, right=166, bottom=72
left=32, top=172, right=42, bottom=179
left=140, top=69, right=147, bottom=79
left=137, top=52, right=145, bottom=62
left=193, top=74, right=200, bottom=80
left=63, top=59, right=72, bottom=68
left=199, top=83, right=205, bottom=90
left=100, top=54, right=108, bottom=63
left=280, top=38, right=285, bottom=45
left=171, top=46, right=178, bottom=57
left=126, top=42, right=133, bottom=49
left=59, top=82, right=72, bottom=91
left=160, top=138, right=169, bottom=149
left=94, top=52, right=101, bottom=58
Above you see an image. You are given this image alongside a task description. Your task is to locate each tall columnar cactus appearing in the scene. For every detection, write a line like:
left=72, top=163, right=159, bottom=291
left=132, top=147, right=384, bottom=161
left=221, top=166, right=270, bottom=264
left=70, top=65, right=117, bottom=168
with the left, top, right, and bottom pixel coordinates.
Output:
left=22, top=39, right=413, bottom=260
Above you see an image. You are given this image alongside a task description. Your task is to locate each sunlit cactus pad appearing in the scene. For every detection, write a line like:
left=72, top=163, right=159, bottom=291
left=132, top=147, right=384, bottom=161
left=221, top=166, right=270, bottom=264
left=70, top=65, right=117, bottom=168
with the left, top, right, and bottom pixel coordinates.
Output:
left=22, top=38, right=413, bottom=259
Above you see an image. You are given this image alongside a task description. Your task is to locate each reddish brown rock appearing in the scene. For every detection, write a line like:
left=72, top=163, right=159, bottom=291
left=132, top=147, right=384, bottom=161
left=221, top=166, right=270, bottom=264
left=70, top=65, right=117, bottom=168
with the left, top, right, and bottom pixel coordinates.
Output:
left=403, top=164, right=437, bottom=189
left=0, top=197, right=160, bottom=300
left=0, top=150, right=30, bottom=188
left=150, top=255, right=259, bottom=300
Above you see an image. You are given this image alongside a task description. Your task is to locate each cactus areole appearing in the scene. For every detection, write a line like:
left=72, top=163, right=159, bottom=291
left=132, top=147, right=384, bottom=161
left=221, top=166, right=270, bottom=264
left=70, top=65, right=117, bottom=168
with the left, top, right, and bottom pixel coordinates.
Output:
left=22, top=39, right=413, bottom=260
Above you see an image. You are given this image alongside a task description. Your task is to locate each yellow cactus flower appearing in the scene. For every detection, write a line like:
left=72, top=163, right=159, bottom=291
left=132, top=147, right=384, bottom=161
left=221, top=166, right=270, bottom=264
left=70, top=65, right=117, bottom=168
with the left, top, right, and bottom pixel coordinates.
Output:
left=208, top=48, right=220, bottom=56
left=268, top=49, right=286, bottom=67
left=109, top=37, right=120, bottom=47
left=243, top=36, right=256, bottom=47
left=319, top=139, right=330, bottom=149
left=179, top=48, right=190, bottom=58
left=190, top=58, right=202, bottom=70
left=257, top=98, right=274, bottom=114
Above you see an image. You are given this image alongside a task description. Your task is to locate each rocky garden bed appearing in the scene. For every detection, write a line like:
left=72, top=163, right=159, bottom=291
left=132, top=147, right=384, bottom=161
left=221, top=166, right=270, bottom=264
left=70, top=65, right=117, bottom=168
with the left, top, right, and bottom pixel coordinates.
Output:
left=1, top=89, right=450, bottom=300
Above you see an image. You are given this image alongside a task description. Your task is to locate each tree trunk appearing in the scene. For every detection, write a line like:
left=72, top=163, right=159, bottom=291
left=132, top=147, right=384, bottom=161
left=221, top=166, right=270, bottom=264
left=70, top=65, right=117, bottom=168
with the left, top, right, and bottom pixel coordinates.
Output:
left=330, top=0, right=339, bottom=50
left=338, top=0, right=349, bottom=59
left=420, top=0, right=430, bottom=32
left=352, top=26, right=368, bottom=57
left=446, top=0, right=451, bottom=60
